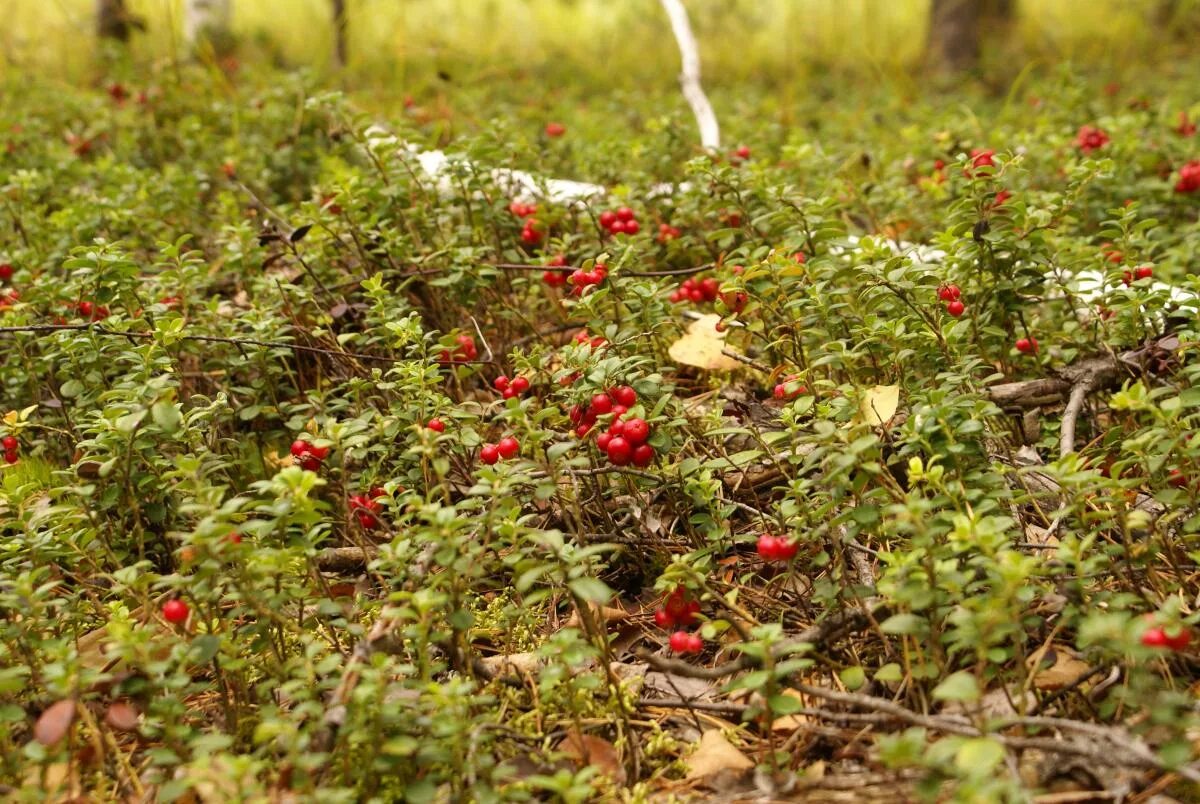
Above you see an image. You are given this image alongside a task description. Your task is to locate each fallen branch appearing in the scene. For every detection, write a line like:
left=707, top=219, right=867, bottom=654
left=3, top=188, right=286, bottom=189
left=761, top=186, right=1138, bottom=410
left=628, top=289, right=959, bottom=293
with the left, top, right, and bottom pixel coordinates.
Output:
left=659, top=0, right=721, bottom=150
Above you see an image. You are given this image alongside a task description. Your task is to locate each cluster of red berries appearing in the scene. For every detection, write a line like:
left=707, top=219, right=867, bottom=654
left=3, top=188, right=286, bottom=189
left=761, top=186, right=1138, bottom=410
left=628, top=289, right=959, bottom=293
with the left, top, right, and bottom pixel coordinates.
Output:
left=509, top=200, right=545, bottom=245
left=568, top=263, right=607, bottom=296
left=1122, top=265, right=1154, bottom=285
left=541, top=255, right=569, bottom=287
left=493, top=374, right=531, bottom=399
left=2, top=435, right=18, bottom=465
left=773, top=375, right=808, bottom=400
left=1100, top=242, right=1124, bottom=263
left=438, top=334, right=478, bottom=364
left=657, top=223, right=682, bottom=242
left=598, top=207, right=640, bottom=236
left=480, top=436, right=520, bottom=465
left=595, top=415, right=655, bottom=467
left=75, top=300, right=110, bottom=321
left=1174, top=160, right=1200, bottom=194
left=938, top=283, right=965, bottom=317
left=572, top=330, right=608, bottom=350
left=756, top=533, right=798, bottom=562
left=162, top=598, right=189, bottom=625
left=290, top=439, right=330, bottom=472
left=963, top=148, right=995, bottom=177
left=655, top=588, right=704, bottom=654
left=669, top=275, right=720, bottom=304
left=349, top=487, right=388, bottom=530
left=1074, top=125, right=1110, bottom=154
left=1015, top=337, right=1039, bottom=355
left=1141, top=618, right=1192, bottom=651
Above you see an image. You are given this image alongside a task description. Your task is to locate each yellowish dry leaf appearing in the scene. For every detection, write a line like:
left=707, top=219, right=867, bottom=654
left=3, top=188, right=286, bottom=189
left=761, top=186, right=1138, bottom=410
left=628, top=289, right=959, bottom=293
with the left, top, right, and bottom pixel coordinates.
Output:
left=1029, top=645, right=1092, bottom=691
left=859, top=384, right=900, bottom=427
left=684, top=729, right=754, bottom=781
left=668, top=314, right=742, bottom=371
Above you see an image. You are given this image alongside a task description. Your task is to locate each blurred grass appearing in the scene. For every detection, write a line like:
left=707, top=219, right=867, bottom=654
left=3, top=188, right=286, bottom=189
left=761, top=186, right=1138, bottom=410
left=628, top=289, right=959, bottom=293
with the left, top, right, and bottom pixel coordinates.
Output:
left=0, top=0, right=1191, bottom=90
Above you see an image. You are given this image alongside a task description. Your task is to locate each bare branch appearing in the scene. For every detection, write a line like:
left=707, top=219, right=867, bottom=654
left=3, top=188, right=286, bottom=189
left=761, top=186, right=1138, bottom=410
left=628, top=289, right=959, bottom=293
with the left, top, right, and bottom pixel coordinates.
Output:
left=659, top=0, right=720, bottom=150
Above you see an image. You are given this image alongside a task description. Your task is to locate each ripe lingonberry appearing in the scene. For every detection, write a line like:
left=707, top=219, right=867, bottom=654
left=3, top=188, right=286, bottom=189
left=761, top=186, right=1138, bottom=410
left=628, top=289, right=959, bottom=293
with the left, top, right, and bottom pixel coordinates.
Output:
left=480, top=444, right=500, bottom=465
left=1015, top=337, right=1038, bottom=354
left=606, top=436, right=632, bottom=466
left=427, top=418, right=446, bottom=432
left=1134, top=265, right=1153, bottom=281
left=545, top=122, right=566, bottom=137
left=654, top=609, right=674, bottom=628
left=734, top=145, right=751, bottom=160
left=622, top=418, right=650, bottom=445
left=494, top=376, right=510, bottom=392
left=299, top=455, right=321, bottom=472
left=612, top=386, right=637, bottom=407
left=497, top=437, right=520, bottom=459
left=511, top=377, right=530, bottom=394
left=162, top=599, right=189, bottom=624
left=1, top=436, right=16, bottom=450
left=599, top=211, right=616, bottom=229
left=938, top=284, right=961, bottom=302
left=946, top=300, right=966, bottom=317
left=596, top=432, right=612, bottom=451
left=0, top=264, right=12, bottom=281
left=590, top=393, right=613, bottom=415
left=631, top=444, right=655, bottom=467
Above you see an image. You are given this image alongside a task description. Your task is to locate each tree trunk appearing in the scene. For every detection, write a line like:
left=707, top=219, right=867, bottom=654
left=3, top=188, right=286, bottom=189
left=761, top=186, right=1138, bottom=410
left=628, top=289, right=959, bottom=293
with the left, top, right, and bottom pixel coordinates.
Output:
left=97, top=0, right=133, bottom=41
left=332, top=0, right=349, bottom=67
left=927, top=0, right=1015, bottom=71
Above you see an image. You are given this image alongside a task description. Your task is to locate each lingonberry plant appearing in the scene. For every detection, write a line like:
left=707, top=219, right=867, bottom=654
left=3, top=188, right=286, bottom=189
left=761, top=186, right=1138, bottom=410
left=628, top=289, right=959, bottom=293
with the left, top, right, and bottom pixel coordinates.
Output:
left=0, top=55, right=1198, bottom=803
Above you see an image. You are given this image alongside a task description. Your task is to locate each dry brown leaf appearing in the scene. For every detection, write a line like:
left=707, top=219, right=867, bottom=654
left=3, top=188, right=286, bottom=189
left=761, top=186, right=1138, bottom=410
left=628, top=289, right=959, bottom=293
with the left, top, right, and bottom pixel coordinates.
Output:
left=668, top=314, right=742, bottom=371
left=643, top=671, right=716, bottom=702
left=684, top=729, right=755, bottom=782
left=105, top=700, right=140, bottom=732
left=558, top=728, right=626, bottom=784
left=858, top=385, right=900, bottom=427
left=34, top=698, right=77, bottom=746
left=564, top=605, right=630, bottom=629
left=1029, top=645, right=1092, bottom=691
left=478, top=652, right=544, bottom=677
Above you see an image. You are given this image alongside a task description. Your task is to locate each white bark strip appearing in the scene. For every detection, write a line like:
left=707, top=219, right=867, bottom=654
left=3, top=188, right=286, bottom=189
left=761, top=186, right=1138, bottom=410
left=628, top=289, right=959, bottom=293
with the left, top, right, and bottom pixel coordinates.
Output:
left=660, top=0, right=720, bottom=150
left=183, top=0, right=232, bottom=45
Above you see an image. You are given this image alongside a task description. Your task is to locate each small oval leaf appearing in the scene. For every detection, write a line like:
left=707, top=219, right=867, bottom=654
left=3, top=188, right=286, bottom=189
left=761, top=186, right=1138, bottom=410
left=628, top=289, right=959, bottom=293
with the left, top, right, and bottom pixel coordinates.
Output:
left=35, top=699, right=77, bottom=746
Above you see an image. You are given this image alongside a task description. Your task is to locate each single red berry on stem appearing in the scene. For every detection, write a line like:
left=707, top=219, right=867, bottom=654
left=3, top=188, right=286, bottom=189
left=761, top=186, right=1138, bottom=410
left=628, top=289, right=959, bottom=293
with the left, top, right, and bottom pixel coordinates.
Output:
left=494, top=376, right=510, bottom=392
left=497, top=437, right=520, bottom=459
left=622, top=418, right=650, bottom=445
left=590, top=393, right=613, bottom=415
left=654, top=609, right=674, bottom=629
left=1015, top=337, right=1038, bottom=354
left=163, top=599, right=189, bottom=624
left=632, top=444, right=655, bottom=467
left=612, top=386, right=637, bottom=407
left=480, top=444, right=500, bottom=465
left=946, top=300, right=966, bottom=317
left=616, top=206, right=635, bottom=222
left=427, top=418, right=445, bottom=433
left=511, top=377, right=530, bottom=394
left=1, top=436, right=16, bottom=451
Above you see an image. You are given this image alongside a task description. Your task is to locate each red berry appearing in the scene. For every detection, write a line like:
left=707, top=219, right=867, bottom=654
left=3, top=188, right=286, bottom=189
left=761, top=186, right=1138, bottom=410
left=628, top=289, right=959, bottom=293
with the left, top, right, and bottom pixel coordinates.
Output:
left=665, top=590, right=689, bottom=617
left=946, top=300, right=966, bottom=317
left=299, top=455, right=321, bottom=472
left=937, top=284, right=961, bottom=302
left=1142, top=626, right=1169, bottom=647
left=775, top=539, right=798, bottom=560
left=596, top=432, right=612, bottom=451
left=227, top=531, right=242, bottom=544
left=1015, top=337, right=1038, bottom=354
left=308, top=444, right=330, bottom=460
left=1135, top=265, right=1153, bottom=281
left=427, top=418, right=445, bottom=432
left=622, top=418, right=650, bottom=445
left=608, top=219, right=626, bottom=235
left=612, top=386, right=637, bottom=407
left=545, top=122, right=566, bottom=137
left=0, top=264, right=12, bottom=281
left=623, top=220, right=640, bottom=235
left=610, top=404, right=628, bottom=417
left=735, top=145, right=750, bottom=159
left=480, top=444, right=500, bottom=464
left=1, top=436, right=16, bottom=450
left=3, top=450, right=17, bottom=465
left=497, top=437, right=520, bottom=459
left=654, top=609, right=675, bottom=628
left=688, top=287, right=705, bottom=303
left=700, top=277, right=720, bottom=301
left=290, top=440, right=308, bottom=457
left=569, top=405, right=583, bottom=424
left=608, top=419, right=625, bottom=437
left=162, top=599, right=189, bottom=624
left=606, top=436, right=633, bottom=465
left=1168, top=468, right=1187, bottom=488
left=543, top=270, right=565, bottom=286
left=686, top=634, right=704, bottom=652
left=632, top=444, right=655, bottom=467
left=616, top=206, right=635, bottom=222
left=757, top=534, right=782, bottom=561
left=574, top=423, right=592, bottom=439
left=1165, top=628, right=1192, bottom=651
left=590, top=393, right=613, bottom=415
left=494, top=375, right=510, bottom=392
left=599, top=211, right=617, bottom=229
left=669, top=630, right=695, bottom=653
left=78, top=301, right=93, bottom=318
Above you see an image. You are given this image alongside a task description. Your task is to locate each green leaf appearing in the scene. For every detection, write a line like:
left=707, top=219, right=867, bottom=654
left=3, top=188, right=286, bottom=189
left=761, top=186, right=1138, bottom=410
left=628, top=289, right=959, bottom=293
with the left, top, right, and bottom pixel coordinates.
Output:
left=151, top=400, right=182, bottom=434
left=839, top=665, right=866, bottom=690
left=932, top=671, right=980, bottom=702
left=954, top=737, right=1005, bottom=774
left=874, top=663, right=903, bottom=683
left=567, top=577, right=610, bottom=604
left=880, top=613, right=926, bottom=635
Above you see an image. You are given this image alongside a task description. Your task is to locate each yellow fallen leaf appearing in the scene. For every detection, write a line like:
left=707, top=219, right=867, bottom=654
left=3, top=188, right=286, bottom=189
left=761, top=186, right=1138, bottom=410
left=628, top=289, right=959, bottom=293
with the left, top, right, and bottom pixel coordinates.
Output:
left=1028, top=644, right=1092, bottom=691
left=684, top=729, right=755, bottom=781
left=668, top=314, right=742, bottom=371
left=859, top=384, right=900, bottom=427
